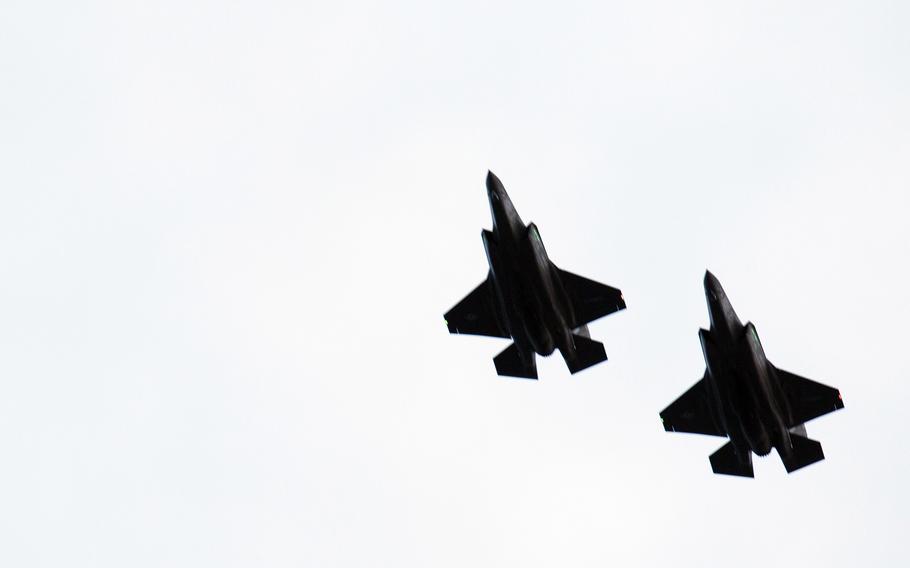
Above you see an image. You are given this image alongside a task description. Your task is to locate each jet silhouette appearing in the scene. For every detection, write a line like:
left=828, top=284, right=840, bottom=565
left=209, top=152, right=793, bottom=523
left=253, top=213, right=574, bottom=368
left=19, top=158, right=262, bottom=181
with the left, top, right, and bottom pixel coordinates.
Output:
left=661, top=271, right=844, bottom=476
left=444, top=171, right=625, bottom=379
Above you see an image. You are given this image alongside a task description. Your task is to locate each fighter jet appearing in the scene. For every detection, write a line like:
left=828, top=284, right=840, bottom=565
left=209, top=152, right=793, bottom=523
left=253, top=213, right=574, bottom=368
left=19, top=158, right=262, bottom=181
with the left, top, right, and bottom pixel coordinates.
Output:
left=660, top=271, right=844, bottom=477
left=444, top=171, right=625, bottom=379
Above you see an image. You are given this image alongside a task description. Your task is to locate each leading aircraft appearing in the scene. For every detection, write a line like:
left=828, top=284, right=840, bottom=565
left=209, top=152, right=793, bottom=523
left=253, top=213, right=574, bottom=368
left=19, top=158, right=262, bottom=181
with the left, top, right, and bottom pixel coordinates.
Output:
left=660, top=271, right=844, bottom=477
left=444, top=171, right=625, bottom=379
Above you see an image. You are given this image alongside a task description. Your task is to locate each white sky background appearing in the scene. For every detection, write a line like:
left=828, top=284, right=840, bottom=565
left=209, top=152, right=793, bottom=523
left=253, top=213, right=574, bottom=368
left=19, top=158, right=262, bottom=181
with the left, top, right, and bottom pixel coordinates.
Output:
left=1, top=1, right=908, bottom=566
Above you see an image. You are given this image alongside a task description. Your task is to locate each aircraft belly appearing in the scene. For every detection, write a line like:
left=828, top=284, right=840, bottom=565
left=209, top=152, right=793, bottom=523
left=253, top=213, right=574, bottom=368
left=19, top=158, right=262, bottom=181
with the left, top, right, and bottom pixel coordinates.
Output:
left=742, top=326, right=790, bottom=442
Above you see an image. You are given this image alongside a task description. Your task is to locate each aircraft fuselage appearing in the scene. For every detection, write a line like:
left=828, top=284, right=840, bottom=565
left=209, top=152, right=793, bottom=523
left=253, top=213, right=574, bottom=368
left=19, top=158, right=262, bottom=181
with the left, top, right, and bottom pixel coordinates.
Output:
left=700, top=272, right=796, bottom=463
left=482, top=173, right=578, bottom=362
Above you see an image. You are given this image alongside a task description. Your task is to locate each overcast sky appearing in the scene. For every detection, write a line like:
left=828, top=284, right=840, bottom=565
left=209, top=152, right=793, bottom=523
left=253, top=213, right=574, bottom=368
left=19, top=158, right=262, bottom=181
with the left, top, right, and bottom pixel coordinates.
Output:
left=2, top=1, right=909, bottom=566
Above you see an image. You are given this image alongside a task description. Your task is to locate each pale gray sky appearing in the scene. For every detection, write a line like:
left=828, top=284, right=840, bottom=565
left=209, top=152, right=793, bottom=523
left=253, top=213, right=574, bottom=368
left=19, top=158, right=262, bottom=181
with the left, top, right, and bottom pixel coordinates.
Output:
left=1, top=1, right=908, bottom=566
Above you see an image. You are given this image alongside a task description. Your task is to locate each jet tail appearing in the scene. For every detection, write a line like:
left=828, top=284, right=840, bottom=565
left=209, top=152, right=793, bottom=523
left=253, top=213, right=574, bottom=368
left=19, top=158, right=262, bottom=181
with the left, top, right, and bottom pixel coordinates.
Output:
left=781, top=433, right=825, bottom=473
left=709, top=442, right=754, bottom=477
left=493, top=343, right=538, bottom=379
left=565, top=334, right=607, bottom=374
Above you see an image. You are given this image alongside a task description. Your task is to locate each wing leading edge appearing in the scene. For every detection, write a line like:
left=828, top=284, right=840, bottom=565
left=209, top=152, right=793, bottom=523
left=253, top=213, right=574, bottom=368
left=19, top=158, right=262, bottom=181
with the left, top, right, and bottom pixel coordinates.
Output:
left=557, top=267, right=625, bottom=327
left=774, top=365, right=844, bottom=427
left=444, top=274, right=508, bottom=338
left=660, top=375, right=724, bottom=436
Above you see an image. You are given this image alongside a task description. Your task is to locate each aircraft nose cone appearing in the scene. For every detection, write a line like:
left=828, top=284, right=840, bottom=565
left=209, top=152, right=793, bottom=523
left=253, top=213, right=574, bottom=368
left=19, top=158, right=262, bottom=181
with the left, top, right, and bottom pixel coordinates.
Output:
left=704, top=270, right=723, bottom=297
left=486, top=170, right=505, bottom=197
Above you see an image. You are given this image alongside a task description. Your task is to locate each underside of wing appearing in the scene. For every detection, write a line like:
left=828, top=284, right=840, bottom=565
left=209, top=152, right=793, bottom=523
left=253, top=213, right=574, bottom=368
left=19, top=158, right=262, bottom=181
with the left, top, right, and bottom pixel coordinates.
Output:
left=774, top=365, right=844, bottom=426
left=556, top=267, right=625, bottom=326
left=444, top=274, right=509, bottom=338
left=660, top=375, right=725, bottom=436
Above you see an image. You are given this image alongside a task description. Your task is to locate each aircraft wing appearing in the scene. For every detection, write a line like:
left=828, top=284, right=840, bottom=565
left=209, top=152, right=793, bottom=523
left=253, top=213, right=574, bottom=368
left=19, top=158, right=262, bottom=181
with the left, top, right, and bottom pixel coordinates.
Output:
left=444, top=274, right=508, bottom=338
left=557, top=267, right=625, bottom=326
left=660, top=375, right=725, bottom=436
left=774, top=366, right=844, bottom=426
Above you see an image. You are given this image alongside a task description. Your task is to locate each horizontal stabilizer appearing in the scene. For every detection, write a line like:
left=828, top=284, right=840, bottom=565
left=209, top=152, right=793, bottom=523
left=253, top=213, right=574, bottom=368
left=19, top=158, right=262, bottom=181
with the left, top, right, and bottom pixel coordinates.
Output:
left=781, top=434, right=825, bottom=473
left=710, top=442, right=754, bottom=478
left=565, top=334, right=607, bottom=374
left=494, top=343, right=538, bottom=379
left=445, top=274, right=508, bottom=338
left=557, top=267, right=625, bottom=326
